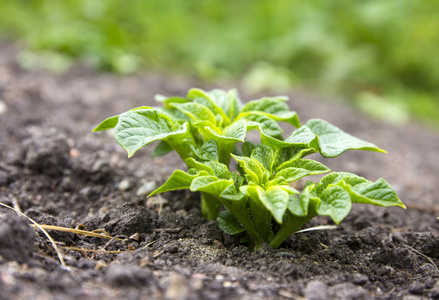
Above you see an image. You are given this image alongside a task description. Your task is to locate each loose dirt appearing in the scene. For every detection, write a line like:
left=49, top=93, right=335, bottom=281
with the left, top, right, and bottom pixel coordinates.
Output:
left=1, top=47, right=438, bottom=299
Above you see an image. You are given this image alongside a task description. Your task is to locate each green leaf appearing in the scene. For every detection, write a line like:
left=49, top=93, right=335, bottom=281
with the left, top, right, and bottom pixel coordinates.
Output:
left=170, top=102, right=217, bottom=126
left=193, top=93, right=231, bottom=126
left=241, top=97, right=300, bottom=127
left=285, top=126, right=317, bottom=144
left=261, top=186, right=290, bottom=224
left=276, top=159, right=330, bottom=175
left=93, top=115, right=119, bottom=132
left=290, top=184, right=318, bottom=217
left=287, top=194, right=308, bottom=217
left=336, top=177, right=406, bottom=208
left=199, top=119, right=247, bottom=144
left=273, top=146, right=317, bottom=170
left=151, top=141, right=174, bottom=158
left=274, top=167, right=311, bottom=183
left=220, top=181, right=246, bottom=201
left=189, top=88, right=243, bottom=120
left=250, top=145, right=274, bottom=172
left=240, top=112, right=283, bottom=137
left=114, top=109, right=191, bottom=157
left=190, top=176, right=234, bottom=198
left=316, top=172, right=354, bottom=194
left=260, top=126, right=317, bottom=149
left=191, top=140, right=219, bottom=161
left=149, top=169, right=209, bottom=196
left=316, top=172, right=405, bottom=209
left=185, top=158, right=215, bottom=175
left=316, top=186, right=352, bottom=224
left=217, top=210, right=245, bottom=235
left=306, top=119, right=386, bottom=157
left=231, top=154, right=269, bottom=185
left=93, top=106, right=153, bottom=132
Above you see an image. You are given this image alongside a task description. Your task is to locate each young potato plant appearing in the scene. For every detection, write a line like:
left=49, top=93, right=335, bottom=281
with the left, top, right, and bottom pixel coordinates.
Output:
left=94, top=88, right=405, bottom=250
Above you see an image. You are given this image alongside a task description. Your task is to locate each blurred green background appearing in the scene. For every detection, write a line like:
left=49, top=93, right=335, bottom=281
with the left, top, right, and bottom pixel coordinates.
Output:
left=1, top=0, right=438, bottom=128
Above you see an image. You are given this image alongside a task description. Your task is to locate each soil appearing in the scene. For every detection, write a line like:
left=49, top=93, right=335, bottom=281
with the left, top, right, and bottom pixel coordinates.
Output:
left=0, top=44, right=439, bottom=300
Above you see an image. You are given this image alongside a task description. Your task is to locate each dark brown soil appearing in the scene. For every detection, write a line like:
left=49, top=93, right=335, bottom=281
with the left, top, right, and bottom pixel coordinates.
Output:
left=1, top=46, right=439, bottom=299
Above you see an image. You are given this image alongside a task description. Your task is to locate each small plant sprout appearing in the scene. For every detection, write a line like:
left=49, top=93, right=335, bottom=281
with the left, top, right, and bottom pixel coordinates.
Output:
left=94, top=88, right=405, bottom=250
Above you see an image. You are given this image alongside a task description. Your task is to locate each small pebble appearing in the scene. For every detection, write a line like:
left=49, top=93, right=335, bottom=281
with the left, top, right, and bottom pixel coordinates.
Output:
left=118, top=179, right=132, bottom=192
left=0, top=100, right=7, bottom=114
left=136, top=181, right=157, bottom=197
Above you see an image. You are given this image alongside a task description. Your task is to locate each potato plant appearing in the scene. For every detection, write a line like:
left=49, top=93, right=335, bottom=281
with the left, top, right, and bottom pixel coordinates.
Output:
left=94, top=88, right=405, bottom=250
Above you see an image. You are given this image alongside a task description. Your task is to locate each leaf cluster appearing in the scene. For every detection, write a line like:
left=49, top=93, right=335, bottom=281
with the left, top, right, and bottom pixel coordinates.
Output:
left=94, top=88, right=405, bottom=250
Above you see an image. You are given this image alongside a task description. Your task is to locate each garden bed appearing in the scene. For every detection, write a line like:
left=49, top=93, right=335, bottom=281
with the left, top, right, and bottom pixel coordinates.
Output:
left=0, top=53, right=439, bottom=299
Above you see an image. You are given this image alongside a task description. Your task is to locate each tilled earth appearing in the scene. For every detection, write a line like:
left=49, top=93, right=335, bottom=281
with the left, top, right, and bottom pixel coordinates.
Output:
left=0, top=47, right=439, bottom=299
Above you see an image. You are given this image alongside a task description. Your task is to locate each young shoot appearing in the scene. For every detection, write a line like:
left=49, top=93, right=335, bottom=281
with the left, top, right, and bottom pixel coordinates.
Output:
left=94, top=88, right=405, bottom=250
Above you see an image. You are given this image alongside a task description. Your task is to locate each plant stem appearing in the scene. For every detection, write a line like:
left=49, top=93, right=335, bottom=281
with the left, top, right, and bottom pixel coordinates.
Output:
left=269, top=210, right=318, bottom=249
left=222, top=199, right=264, bottom=250
left=200, top=192, right=222, bottom=220
left=218, top=142, right=235, bottom=167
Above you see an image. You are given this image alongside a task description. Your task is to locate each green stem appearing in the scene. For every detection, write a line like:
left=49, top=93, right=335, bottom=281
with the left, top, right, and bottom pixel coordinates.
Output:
left=247, top=195, right=273, bottom=249
left=269, top=209, right=318, bottom=249
left=222, top=199, right=263, bottom=251
left=218, top=142, right=235, bottom=167
left=200, top=192, right=222, bottom=220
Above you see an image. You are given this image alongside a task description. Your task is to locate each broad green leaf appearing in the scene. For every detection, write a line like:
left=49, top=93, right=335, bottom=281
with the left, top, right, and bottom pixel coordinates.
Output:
left=287, top=194, right=308, bottom=217
left=240, top=112, right=283, bottom=137
left=285, top=126, right=317, bottom=144
left=185, top=158, right=215, bottom=175
left=93, top=106, right=153, bottom=132
left=170, top=102, right=217, bottom=126
left=200, top=119, right=247, bottom=144
left=261, top=186, right=290, bottom=224
left=188, top=88, right=242, bottom=122
left=186, top=158, right=233, bottom=179
left=316, top=172, right=354, bottom=194
left=220, top=181, right=246, bottom=201
left=316, top=186, right=352, bottom=224
left=306, top=119, right=386, bottom=157
left=274, top=167, right=311, bottom=183
left=273, top=146, right=317, bottom=170
left=260, top=126, right=317, bottom=150
left=151, top=141, right=174, bottom=158
left=241, top=97, right=300, bottom=127
left=267, top=111, right=301, bottom=128
left=149, top=169, right=209, bottom=196
left=114, top=109, right=190, bottom=157
left=225, top=89, right=243, bottom=120
left=217, top=210, right=245, bottom=235
left=190, top=140, right=219, bottom=161
left=278, top=185, right=300, bottom=195
left=190, top=176, right=234, bottom=198
left=156, top=106, right=191, bottom=123
left=250, top=145, right=274, bottom=172
left=316, top=172, right=405, bottom=209
left=241, top=185, right=289, bottom=224
left=241, top=97, right=287, bottom=113
left=205, top=161, right=233, bottom=180
left=193, top=92, right=231, bottom=126
left=231, top=154, right=269, bottom=185
left=93, top=115, right=119, bottom=132
left=336, top=177, right=405, bottom=208
left=290, top=184, right=318, bottom=216
left=276, top=159, right=330, bottom=175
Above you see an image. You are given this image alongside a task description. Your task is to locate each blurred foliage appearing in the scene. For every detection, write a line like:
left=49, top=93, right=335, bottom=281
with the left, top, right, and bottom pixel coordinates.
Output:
left=0, top=0, right=438, bottom=128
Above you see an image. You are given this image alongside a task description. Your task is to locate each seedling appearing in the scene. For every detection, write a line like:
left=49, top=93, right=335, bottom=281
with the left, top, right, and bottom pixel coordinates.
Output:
left=94, top=88, right=405, bottom=250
